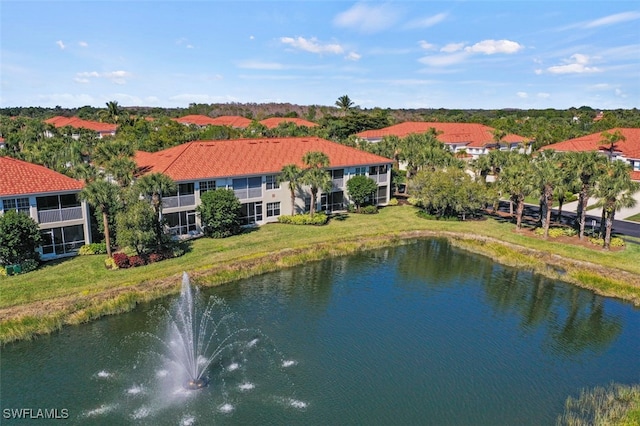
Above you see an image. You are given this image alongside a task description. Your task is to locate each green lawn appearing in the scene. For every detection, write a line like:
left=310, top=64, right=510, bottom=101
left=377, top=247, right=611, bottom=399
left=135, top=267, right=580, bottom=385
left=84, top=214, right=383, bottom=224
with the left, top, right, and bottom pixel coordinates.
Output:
left=625, top=212, right=640, bottom=223
left=1, top=205, right=639, bottom=343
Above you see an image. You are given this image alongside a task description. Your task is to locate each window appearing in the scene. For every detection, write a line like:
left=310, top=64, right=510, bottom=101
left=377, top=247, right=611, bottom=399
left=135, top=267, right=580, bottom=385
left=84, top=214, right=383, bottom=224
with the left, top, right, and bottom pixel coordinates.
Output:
left=200, top=180, right=216, bottom=193
left=36, top=194, right=80, bottom=211
left=266, top=175, right=280, bottom=190
left=354, top=167, right=367, bottom=176
left=40, top=225, right=85, bottom=256
left=178, top=183, right=195, bottom=195
left=2, top=197, right=30, bottom=214
left=266, top=202, right=281, bottom=217
left=233, top=177, right=262, bottom=199
left=240, top=202, right=263, bottom=225
left=369, top=165, right=388, bottom=175
left=165, top=210, right=197, bottom=235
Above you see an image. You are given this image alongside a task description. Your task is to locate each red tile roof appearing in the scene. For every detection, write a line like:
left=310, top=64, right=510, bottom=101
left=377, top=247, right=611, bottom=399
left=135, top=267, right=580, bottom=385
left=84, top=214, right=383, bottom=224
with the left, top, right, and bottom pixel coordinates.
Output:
left=355, top=122, right=527, bottom=148
left=631, top=171, right=640, bottom=182
left=259, top=117, right=318, bottom=129
left=173, top=115, right=220, bottom=126
left=208, top=116, right=252, bottom=129
left=0, top=156, right=84, bottom=197
left=44, top=116, right=117, bottom=133
left=540, top=128, right=640, bottom=159
left=135, top=137, right=392, bottom=181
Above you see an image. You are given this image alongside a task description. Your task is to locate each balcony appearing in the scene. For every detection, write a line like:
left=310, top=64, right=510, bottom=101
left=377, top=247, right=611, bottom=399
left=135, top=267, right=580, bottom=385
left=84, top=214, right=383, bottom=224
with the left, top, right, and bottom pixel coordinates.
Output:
left=369, top=173, right=388, bottom=184
left=38, top=206, right=83, bottom=223
left=234, top=187, right=262, bottom=200
left=162, top=194, right=195, bottom=209
left=332, top=178, right=344, bottom=190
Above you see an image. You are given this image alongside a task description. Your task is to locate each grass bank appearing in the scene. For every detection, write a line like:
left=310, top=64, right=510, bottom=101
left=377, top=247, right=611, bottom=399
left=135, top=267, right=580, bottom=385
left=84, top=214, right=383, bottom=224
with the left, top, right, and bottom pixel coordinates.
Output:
left=1, top=205, right=639, bottom=344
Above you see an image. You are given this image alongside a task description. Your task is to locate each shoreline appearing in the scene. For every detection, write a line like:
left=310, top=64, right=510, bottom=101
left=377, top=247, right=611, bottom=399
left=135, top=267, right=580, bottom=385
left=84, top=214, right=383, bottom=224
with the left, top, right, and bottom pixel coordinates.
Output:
left=1, top=229, right=638, bottom=345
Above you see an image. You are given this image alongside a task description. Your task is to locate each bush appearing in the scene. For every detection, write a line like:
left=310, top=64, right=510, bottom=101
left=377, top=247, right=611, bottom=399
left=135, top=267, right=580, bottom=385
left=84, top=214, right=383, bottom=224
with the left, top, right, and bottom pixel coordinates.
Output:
left=147, top=252, right=164, bottom=263
left=0, top=211, right=41, bottom=266
left=387, top=198, right=398, bottom=206
left=278, top=212, right=329, bottom=225
left=78, top=243, right=108, bottom=256
left=19, top=259, right=39, bottom=273
left=128, top=255, right=146, bottom=267
left=112, top=253, right=130, bottom=269
left=535, top=227, right=577, bottom=238
left=104, top=257, right=118, bottom=270
left=589, top=237, right=625, bottom=247
left=361, top=205, right=379, bottom=214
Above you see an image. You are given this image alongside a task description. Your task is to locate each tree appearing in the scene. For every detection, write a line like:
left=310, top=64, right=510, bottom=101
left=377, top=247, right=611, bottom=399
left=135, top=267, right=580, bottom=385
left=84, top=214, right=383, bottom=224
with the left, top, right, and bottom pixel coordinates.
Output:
left=498, top=152, right=535, bottom=229
left=566, top=151, right=607, bottom=239
left=79, top=180, right=121, bottom=257
left=0, top=211, right=41, bottom=266
left=346, top=175, right=379, bottom=212
left=279, top=164, right=303, bottom=215
left=410, top=168, right=490, bottom=220
left=335, top=95, right=356, bottom=114
left=134, top=173, right=177, bottom=248
left=594, top=161, right=639, bottom=250
left=115, top=200, right=156, bottom=255
left=99, top=100, right=123, bottom=124
left=532, top=150, right=562, bottom=238
left=599, top=129, right=626, bottom=161
left=301, top=151, right=332, bottom=217
left=196, top=189, right=242, bottom=238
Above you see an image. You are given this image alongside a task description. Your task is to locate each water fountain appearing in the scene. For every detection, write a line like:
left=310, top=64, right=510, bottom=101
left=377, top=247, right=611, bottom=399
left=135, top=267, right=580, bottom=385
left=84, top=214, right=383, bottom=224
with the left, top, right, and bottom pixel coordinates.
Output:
left=82, top=272, right=304, bottom=423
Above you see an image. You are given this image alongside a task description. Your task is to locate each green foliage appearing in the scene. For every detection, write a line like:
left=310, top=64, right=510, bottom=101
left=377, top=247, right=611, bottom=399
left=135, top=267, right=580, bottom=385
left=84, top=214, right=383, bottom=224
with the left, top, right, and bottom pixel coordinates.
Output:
left=346, top=175, right=379, bottom=211
left=197, top=189, right=243, bottom=238
left=78, top=243, right=108, bottom=255
left=0, top=211, right=41, bottom=266
left=277, top=212, right=329, bottom=225
left=116, top=200, right=157, bottom=254
left=387, top=197, right=399, bottom=206
left=104, top=257, right=118, bottom=270
left=360, top=205, right=379, bottom=214
left=410, top=168, right=491, bottom=220
left=534, top=227, right=577, bottom=238
left=589, top=236, right=625, bottom=247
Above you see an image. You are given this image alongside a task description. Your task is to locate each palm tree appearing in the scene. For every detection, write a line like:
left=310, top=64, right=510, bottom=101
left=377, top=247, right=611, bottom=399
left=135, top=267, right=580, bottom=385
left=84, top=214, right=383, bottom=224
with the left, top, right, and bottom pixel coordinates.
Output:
left=78, top=180, right=121, bottom=257
left=566, top=151, right=607, bottom=239
left=335, top=95, right=356, bottom=114
left=599, top=129, right=626, bottom=162
left=134, top=173, right=177, bottom=246
left=279, top=164, right=303, bottom=215
left=532, top=150, right=562, bottom=238
left=593, top=161, right=639, bottom=250
left=99, top=101, right=123, bottom=124
left=301, top=151, right=332, bottom=217
left=106, top=157, right=137, bottom=188
left=498, top=152, right=534, bottom=230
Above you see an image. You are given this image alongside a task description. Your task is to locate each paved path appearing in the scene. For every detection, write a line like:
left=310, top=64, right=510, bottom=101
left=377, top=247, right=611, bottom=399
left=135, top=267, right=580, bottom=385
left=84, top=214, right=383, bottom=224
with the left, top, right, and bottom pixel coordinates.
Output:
left=562, top=191, right=640, bottom=222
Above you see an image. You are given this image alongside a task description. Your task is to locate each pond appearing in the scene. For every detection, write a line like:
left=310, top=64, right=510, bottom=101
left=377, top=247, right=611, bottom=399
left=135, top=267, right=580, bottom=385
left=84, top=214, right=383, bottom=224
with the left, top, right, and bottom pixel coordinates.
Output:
left=1, top=239, right=638, bottom=425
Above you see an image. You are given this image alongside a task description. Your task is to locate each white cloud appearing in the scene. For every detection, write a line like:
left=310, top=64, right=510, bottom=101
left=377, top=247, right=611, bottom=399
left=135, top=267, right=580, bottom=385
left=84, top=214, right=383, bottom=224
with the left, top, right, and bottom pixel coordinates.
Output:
left=441, top=43, right=465, bottom=53
left=345, top=52, right=361, bottom=61
left=405, top=13, right=448, bottom=29
left=56, top=40, right=65, bottom=50
left=419, top=52, right=469, bottom=67
left=589, top=83, right=613, bottom=91
left=464, top=39, right=523, bottom=55
left=78, top=41, right=88, bottom=48
left=546, top=54, right=601, bottom=74
left=74, top=70, right=132, bottom=84
left=419, top=40, right=436, bottom=51
left=280, top=36, right=344, bottom=55
left=333, top=3, right=402, bottom=33
left=584, top=11, right=640, bottom=28
left=516, top=92, right=528, bottom=98
left=537, top=93, right=551, bottom=99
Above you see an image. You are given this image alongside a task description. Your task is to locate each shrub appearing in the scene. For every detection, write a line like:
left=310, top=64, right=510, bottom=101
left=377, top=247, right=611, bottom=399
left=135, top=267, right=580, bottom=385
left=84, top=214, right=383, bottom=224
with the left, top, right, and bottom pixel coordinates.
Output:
left=78, top=243, right=108, bottom=256
left=278, top=212, right=329, bottom=225
left=147, top=252, right=164, bottom=263
left=19, top=259, right=39, bottom=273
left=104, top=257, right=118, bottom=270
left=589, top=237, right=625, bottom=247
left=534, top=227, right=577, bottom=238
left=361, top=205, right=379, bottom=214
left=112, top=253, right=130, bottom=269
left=0, top=211, right=41, bottom=266
left=128, top=255, right=146, bottom=267
left=387, top=198, right=399, bottom=206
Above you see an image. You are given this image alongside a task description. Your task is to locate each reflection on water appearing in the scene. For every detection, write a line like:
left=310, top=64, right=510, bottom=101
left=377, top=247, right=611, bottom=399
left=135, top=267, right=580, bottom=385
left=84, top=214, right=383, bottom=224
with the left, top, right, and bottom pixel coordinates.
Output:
left=1, top=239, right=637, bottom=425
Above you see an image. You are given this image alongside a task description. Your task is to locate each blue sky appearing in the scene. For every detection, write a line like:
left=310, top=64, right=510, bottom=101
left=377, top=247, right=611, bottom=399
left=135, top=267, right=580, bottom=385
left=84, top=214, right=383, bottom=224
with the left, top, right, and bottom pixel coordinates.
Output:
left=1, top=1, right=639, bottom=110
